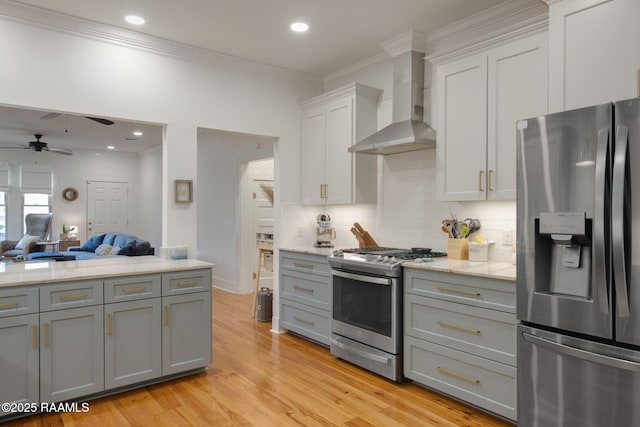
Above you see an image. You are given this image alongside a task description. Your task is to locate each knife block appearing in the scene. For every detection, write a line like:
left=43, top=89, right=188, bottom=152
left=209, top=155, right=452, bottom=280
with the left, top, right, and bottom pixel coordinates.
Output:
left=447, top=238, right=469, bottom=260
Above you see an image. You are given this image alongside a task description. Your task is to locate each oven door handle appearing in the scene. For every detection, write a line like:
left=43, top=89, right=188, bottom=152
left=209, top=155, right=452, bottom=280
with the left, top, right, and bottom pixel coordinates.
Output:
left=330, top=337, right=391, bottom=364
left=331, top=270, right=392, bottom=286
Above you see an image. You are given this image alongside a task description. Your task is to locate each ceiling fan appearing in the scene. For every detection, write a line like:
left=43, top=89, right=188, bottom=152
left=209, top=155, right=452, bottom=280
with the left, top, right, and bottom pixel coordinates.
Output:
left=41, top=112, right=115, bottom=126
left=0, top=134, right=73, bottom=155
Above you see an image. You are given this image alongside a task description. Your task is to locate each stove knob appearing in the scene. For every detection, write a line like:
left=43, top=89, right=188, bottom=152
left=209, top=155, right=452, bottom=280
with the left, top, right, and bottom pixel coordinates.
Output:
left=390, top=256, right=397, bottom=262
left=376, top=255, right=384, bottom=262
left=332, top=250, right=344, bottom=257
left=383, top=256, right=390, bottom=263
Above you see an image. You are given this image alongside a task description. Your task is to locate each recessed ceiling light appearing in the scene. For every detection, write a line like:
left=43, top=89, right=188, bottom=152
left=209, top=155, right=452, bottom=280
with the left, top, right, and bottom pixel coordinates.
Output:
left=107, top=145, right=115, bottom=150
left=290, top=22, right=309, bottom=33
left=124, top=15, right=146, bottom=26
left=133, top=131, right=143, bottom=137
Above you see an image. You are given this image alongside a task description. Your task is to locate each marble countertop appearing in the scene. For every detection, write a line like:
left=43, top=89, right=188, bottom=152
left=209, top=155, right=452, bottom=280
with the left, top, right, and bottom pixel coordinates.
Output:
left=402, top=258, right=516, bottom=282
left=0, top=256, right=214, bottom=288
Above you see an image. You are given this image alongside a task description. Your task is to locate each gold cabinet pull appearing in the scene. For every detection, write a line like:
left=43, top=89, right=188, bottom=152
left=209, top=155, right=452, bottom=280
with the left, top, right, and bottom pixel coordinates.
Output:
left=436, top=367, right=480, bottom=384
left=43, top=323, right=49, bottom=348
left=59, top=293, right=88, bottom=301
left=177, top=281, right=198, bottom=288
left=293, top=285, right=314, bottom=293
left=165, top=305, right=169, bottom=326
left=437, top=321, right=481, bottom=335
left=293, top=262, right=315, bottom=270
left=32, top=325, right=37, bottom=350
left=488, top=169, right=494, bottom=192
left=0, top=301, right=19, bottom=309
left=293, top=316, right=314, bottom=326
left=478, top=170, right=484, bottom=192
left=121, top=287, right=146, bottom=294
left=107, top=314, right=113, bottom=337
left=320, top=184, right=324, bottom=199
left=324, top=184, right=328, bottom=199
left=436, top=287, right=481, bottom=297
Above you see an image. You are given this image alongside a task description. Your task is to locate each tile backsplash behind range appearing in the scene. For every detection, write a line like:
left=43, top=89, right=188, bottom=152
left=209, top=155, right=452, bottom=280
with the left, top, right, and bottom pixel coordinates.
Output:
left=378, top=149, right=516, bottom=262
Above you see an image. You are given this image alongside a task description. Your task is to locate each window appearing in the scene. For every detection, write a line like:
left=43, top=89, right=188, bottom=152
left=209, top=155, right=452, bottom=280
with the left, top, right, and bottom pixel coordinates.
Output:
left=0, top=192, right=5, bottom=240
left=23, top=193, right=51, bottom=234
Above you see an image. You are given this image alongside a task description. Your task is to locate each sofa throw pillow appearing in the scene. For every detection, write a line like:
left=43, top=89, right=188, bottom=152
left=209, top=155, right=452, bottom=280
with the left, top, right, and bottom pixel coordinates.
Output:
left=117, top=242, right=136, bottom=256
left=15, top=234, right=39, bottom=250
left=94, top=244, right=113, bottom=256
left=108, top=246, right=121, bottom=256
left=75, top=233, right=106, bottom=252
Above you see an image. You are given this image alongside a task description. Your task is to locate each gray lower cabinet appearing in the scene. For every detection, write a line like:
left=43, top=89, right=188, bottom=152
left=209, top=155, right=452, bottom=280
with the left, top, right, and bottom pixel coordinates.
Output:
left=0, top=313, right=39, bottom=413
left=105, top=298, right=162, bottom=389
left=0, top=266, right=213, bottom=419
left=403, top=268, right=517, bottom=421
left=39, top=305, right=104, bottom=403
left=279, top=250, right=331, bottom=346
left=162, top=291, right=212, bottom=375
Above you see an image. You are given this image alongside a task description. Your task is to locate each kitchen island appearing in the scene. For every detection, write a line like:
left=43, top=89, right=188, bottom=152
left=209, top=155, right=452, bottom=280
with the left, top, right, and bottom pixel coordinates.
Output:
left=0, top=256, right=213, bottom=420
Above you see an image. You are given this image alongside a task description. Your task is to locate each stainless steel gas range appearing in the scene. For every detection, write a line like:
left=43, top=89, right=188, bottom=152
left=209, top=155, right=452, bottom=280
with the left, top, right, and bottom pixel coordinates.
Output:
left=327, top=247, right=446, bottom=381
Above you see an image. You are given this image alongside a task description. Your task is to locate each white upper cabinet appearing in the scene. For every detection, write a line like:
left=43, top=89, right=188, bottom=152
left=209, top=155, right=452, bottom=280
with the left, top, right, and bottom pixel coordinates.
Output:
left=301, top=83, right=381, bottom=205
left=436, top=32, right=548, bottom=201
left=548, top=0, right=639, bottom=112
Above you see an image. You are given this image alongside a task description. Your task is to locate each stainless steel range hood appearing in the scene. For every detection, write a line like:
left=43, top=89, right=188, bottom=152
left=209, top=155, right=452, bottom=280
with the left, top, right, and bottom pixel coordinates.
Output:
left=349, top=50, right=436, bottom=155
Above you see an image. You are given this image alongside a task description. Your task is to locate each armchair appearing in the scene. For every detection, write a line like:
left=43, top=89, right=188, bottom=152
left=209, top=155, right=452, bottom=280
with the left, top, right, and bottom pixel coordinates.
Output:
left=0, top=213, right=53, bottom=258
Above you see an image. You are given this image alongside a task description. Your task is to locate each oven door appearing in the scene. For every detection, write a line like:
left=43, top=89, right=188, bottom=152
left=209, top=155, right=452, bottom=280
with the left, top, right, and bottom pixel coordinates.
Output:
left=331, top=269, right=400, bottom=355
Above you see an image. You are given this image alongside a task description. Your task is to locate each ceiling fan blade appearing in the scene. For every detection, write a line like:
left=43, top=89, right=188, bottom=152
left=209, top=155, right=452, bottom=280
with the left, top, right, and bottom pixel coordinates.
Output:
left=0, top=144, right=29, bottom=150
left=45, top=146, right=73, bottom=156
left=85, top=117, right=115, bottom=126
left=41, top=112, right=62, bottom=120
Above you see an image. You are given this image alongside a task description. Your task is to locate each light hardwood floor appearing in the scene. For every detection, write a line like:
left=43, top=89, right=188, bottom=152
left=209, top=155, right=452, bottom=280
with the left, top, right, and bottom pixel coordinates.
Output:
left=6, top=289, right=514, bottom=426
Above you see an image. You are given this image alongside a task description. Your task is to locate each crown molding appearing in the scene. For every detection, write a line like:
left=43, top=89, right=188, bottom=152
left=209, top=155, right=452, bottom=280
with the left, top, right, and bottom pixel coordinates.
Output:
left=425, top=0, right=549, bottom=64
left=0, top=0, right=321, bottom=85
left=380, top=30, right=428, bottom=56
left=323, top=51, right=391, bottom=90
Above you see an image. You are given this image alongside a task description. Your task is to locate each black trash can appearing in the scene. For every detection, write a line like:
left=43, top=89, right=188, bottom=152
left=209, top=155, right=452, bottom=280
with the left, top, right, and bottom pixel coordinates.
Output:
left=256, top=287, right=273, bottom=322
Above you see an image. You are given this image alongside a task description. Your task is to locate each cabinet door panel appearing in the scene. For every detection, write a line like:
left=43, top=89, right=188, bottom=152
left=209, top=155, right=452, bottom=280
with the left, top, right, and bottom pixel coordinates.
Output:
left=324, top=97, right=354, bottom=204
left=40, top=306, right=104, bottom=402
left=487, top=32, right=548, bottom=200
left=105, top=298, right=161, bottom=389
left=437, top=53, right=488, bottom=201
left=0, top=313, right=39, bottom=415
left=162, top=292, right=212, bottom=375
left=301, top=106, right=326, bottom=205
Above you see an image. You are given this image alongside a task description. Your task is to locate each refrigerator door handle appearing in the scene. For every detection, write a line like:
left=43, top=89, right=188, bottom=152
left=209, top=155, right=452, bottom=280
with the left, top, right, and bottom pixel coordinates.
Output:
left=522, top=332, right=640, bottom=372
left=612, top=125, right=630, bottom=318
left=595, top=127, right=610, bottom=315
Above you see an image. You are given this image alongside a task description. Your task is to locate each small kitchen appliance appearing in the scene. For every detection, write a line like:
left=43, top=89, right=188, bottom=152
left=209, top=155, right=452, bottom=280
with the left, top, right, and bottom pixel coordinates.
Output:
left=314, top=213, right=336, bottom=248
left=328, top=247, right=446, bottom=381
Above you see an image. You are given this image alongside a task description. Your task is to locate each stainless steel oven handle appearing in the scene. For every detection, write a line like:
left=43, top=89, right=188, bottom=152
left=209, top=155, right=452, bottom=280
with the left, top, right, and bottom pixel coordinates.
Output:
left=522, top=332, right=640, bottom=372
left=331, top=270, right=391, bottom=286
left=330, top=337, right=391, bottom=364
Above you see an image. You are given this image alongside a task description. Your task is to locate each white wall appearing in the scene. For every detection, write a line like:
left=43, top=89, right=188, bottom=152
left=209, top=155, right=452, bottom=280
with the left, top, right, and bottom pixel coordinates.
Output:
left=138, top=145, right=163, bottom=251
left=0, top=4, right=322, bottom=260
left=197, top=130, right=275, bottom=293
left=1, top=148, right=157, bottom=244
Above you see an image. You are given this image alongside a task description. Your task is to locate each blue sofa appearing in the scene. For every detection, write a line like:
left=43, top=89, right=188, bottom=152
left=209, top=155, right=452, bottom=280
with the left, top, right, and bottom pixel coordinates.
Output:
left=27, top=232, right=154, bottom=261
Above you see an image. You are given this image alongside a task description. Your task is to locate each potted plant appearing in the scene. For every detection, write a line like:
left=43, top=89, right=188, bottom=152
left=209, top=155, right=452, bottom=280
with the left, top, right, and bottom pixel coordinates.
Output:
left=60, top=224, right=69, bottom=241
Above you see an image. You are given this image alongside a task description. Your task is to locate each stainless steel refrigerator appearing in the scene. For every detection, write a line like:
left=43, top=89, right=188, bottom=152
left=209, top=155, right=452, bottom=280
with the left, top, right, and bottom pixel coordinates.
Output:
left=516, top=97, right=640, bottom=427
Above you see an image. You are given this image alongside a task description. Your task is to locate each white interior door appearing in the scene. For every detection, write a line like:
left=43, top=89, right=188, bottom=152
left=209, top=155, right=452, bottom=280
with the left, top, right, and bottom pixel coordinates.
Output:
left=87, top=181, right=129, bottom=237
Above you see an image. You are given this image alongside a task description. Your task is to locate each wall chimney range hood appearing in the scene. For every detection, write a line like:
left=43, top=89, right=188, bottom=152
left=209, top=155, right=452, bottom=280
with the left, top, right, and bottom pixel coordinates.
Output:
left=349, top=32, right=436, bottom=155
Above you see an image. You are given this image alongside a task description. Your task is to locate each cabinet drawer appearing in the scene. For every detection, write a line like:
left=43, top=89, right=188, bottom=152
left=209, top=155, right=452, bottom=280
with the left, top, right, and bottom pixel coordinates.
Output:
left=405, top=269, right=515, bottom=313
left=162, top=269, right=211, bottom=296
left=405, top=294, right=516, bottom=366
left=280, top=251, right=330, bottom=277
left=404, top=336, right=516, bottom=421
left=40, top=280, right=103, bottom=311
left=0, top=287, right=39, bottom=318
left=281, top=269, right=330, bottom=310
left=280, top=300, right=330, bottom=346
left=104, top=274, right=161, bottom=303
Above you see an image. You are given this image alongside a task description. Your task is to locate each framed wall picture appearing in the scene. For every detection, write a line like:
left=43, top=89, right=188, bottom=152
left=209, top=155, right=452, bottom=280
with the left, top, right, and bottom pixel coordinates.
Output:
left=175, top=179, right=193, bottom=203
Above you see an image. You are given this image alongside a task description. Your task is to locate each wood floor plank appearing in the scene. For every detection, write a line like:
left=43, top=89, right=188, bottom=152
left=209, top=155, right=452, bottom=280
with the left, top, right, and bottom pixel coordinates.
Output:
left=3, top=289, right=514, bottom=426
